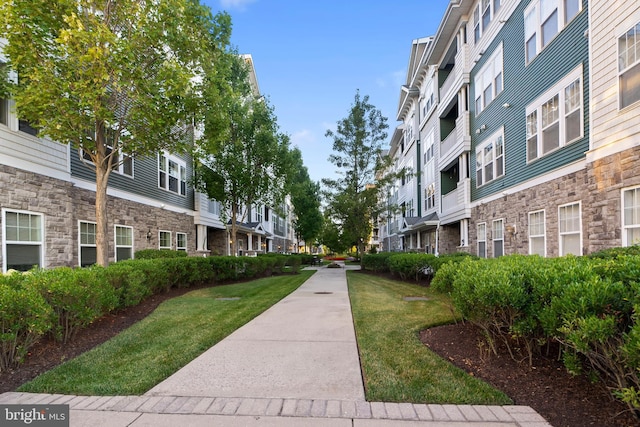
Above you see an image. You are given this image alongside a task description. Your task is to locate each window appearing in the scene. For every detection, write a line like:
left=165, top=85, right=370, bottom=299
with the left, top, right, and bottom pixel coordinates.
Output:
left=421, top=80, right=435, bottom=118
left=115, top=225, right=133, bottom=261
left=176, top=233, right=187, bottom=251
left=159, top=231, right=171, bottom=250
left=474, top=0, right=501, bottom=43
left=79, top=221, right=97, bottom=267
left=622, top=187, right=640, bottom=246
left=528, top=210, right=546, bottom=256
left=158, top=152, right=187, bottom=196
left=425, top=184, right=436, bottom=210
left=3, top=210, right=43, bottom=272
left=493, top=219, right=504, bottom=257
left=255, top=206, right=263, bottom=223
left=524, top=0, right=582, bottom=64
left=475, top=130, right=504, bottom=187
left=619, top=22, right=640, bottom=109
left=559, top=202, right=581, bottom=255
left=477, top=223, right=487, bottom=258
left=526, top=67, right=583, bottom=162
left=82, top=146, right=133, bottom=177
left=474, top=44, right=503, bottom=114
left=18, top=120, right=38, bottom=136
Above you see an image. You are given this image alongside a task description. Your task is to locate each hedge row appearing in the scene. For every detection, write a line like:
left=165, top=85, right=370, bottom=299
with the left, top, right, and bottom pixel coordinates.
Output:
left=0, top=253, right=308, bottom=371
left=431, top=251, right=640, bottom=415
left=361, top=252, right=476, bottom=281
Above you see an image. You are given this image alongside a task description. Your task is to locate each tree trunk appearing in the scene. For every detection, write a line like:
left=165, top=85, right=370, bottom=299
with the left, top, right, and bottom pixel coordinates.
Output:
left=230, top=202, right=238, bottom=256
left=95, top=164, right=110, bottom=266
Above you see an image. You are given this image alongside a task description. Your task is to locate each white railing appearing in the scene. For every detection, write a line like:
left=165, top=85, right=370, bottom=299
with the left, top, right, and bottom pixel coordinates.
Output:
left=441, top=179, right=470, bottom=214
left=440, top=129, right=457, bottom=159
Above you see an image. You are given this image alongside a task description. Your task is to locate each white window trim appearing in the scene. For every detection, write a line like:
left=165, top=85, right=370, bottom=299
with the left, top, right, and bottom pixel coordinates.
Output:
left=78, top=220, right=97, bottom=267
left=618, top=20, right=640, bottom=110
left=80, top=147, right=134, bottom=177
left=622, top=186, right=640, bottom=246
left=176, top=232, right=187, bottom=251
left=524, top=0, right=583, bottom=65
left=558, top=201, right=582, bottom=256
left=114, top=225, right=134, bottom=262
left=474, top=43, right=504, bottom=115
left=474, top=0, right=502, bottom=44
left=2, top=208, right=45, bottom=273
left=475, top=127, right=505, bottom=187
left=492, top=218, right=504, bottom=257
left=159, top=230, right=172, bottom=250
left=526, top=64, right=583, bottom=163
left=528, top=210, right=547, bottom=256
left=477, top=222, right=487, bottom=258
left=158, top=151, right=187, bottom=196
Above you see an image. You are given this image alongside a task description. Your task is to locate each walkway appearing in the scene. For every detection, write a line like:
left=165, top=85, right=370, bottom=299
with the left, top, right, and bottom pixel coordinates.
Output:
left=0, top=263, right=552, bottom=426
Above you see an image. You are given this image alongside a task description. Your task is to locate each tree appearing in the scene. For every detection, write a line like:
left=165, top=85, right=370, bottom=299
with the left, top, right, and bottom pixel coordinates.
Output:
left=288, top=148, right=323, bottom=251
left=0, top=0, right=232, bottom=266
left=194, top=55, right=292, bottom=256
left=322, top=90, right=390, bottom=257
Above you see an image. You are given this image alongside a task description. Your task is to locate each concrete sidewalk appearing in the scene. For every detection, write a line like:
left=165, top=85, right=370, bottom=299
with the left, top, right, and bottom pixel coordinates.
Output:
left=0, top=264, right=552, bottom=426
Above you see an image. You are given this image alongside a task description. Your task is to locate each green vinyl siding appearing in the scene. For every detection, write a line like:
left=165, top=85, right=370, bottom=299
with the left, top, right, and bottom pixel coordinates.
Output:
left=70, top=148, right=195, bottom=210
left=470, top=0, right=589, bottom=202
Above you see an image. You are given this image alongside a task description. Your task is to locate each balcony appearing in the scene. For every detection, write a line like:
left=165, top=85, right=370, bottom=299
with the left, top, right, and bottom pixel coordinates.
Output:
left=438, top=43, right=470, bottom=115
left=439, top=111, right=471, bottom=170
left=440, top=178, right=471, bottom=225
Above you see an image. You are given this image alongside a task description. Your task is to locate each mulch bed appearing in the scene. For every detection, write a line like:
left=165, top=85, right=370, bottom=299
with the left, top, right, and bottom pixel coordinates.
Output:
left=420, top=322, right=639, bottom=427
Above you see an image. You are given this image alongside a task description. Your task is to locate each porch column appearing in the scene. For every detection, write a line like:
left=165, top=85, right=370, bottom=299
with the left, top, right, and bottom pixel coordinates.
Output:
left=196, top=225, right=208, bottom=252
left=248, top=233, right=253, bottom=253
left=460, top=219, right=469, bottom=247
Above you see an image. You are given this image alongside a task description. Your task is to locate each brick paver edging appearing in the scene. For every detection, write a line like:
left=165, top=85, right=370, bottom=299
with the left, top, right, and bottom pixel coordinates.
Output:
left=0, top=392, right=551, bottom=426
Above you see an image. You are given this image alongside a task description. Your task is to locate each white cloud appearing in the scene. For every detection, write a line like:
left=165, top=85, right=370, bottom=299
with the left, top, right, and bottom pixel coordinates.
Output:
left=290, top=129, right=316, bottom=148
left=392, top=70, right=405, bottom=87
left=220, top=0, right=256, bottom=11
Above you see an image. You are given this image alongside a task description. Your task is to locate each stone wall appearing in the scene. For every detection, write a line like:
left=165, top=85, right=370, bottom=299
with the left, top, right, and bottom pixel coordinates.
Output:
left=587, top=145, right=640, bottom=253
left=0, top=164, right=75, bottom=268
left=470, top=168, right=591, bottom=258
left=0, top=164, right=196, bottom=269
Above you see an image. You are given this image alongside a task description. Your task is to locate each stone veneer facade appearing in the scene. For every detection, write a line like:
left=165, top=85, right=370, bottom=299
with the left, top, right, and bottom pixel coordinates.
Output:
left=468, top=145, right=640, bottom=258
left=0, top=164, right=196, bottom=269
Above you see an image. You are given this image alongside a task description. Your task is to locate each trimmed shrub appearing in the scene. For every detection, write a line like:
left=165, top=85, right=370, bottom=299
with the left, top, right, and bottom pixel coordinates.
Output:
left=361, top=252, right=395, bottom=273
left=134, top=249, right=188, bottom=259
left=388, top=253, right=438, bottom=281
left=28, top=267, right=118, bottom=343
left=0, top=276, right=54, bottom=370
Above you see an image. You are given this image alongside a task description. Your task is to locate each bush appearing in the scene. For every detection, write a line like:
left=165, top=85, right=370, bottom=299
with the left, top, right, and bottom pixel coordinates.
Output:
left=361, top=252, right=395, bottom=273
left=28, top=267, right=118, bottom=343
left=104, top=261, right=153, bottom=308
left=388, top=253, right=438, bottom=281
left=134, top=249, right=188, bottom=259
left=0, top=276, right=54, bottom=370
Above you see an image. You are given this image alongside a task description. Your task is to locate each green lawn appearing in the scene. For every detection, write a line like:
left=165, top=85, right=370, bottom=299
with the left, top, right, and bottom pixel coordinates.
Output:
left=19, top=271, right=314, bottom=395
left=347, top=271, right=512, bottom=405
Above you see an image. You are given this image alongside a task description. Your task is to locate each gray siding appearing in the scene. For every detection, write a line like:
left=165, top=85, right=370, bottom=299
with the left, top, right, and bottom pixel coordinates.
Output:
left=70, top=148, right=195, bottom=210
left=470, top=0, right=589, bottom=201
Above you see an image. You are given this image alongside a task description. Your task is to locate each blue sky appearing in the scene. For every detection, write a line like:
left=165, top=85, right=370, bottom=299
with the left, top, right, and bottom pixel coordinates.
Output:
left=205, top=0, right=451, bottom=183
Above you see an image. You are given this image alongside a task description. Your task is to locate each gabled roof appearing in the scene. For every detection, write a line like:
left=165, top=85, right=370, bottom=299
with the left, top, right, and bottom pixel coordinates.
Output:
left=397, top=37, right=433, bottom=121
left=228, top=220, right=266, bottom=235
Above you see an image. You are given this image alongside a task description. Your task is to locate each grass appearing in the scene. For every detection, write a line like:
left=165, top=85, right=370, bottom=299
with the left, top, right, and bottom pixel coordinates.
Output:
left=19, top=271, right=314, bottom=395
left=347, top=271, right=512, bottom=405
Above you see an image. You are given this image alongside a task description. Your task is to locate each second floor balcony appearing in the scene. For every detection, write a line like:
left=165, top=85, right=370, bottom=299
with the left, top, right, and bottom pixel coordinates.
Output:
left=440, top=111, right=471, bottom=170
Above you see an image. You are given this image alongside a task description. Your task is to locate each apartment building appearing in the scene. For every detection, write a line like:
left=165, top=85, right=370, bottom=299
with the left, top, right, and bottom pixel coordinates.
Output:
left=0, top=46, right=293, bottom=272
left=385, top=0, right=637, bottom=257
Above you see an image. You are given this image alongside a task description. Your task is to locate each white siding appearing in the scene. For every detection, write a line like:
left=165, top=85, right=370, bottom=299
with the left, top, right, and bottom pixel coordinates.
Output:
left=588, top=1, right=640, bottom=161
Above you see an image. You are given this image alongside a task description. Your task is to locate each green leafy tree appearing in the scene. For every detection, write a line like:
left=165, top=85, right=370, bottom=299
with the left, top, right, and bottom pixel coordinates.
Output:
left=0, top=0, right=232, bottom=266
left=194, top=55, right=292, bottom=256
left=322, top=90, right=390, bottom=257
left=288, top=148, right=323, bottom=251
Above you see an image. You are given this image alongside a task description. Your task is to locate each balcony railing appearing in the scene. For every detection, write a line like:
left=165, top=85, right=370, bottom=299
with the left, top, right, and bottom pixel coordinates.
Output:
left=441, top=178, right=471, bottom=222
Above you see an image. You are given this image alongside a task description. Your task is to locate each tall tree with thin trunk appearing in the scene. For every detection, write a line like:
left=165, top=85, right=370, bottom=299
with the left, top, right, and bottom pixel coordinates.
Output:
left=323, top=90, right=390, bottom=257
left=0, top=0, right=232, bottom=266
left=194, top=55, right=293, bottom=256
left=288, top=148, right=323, bottom=251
